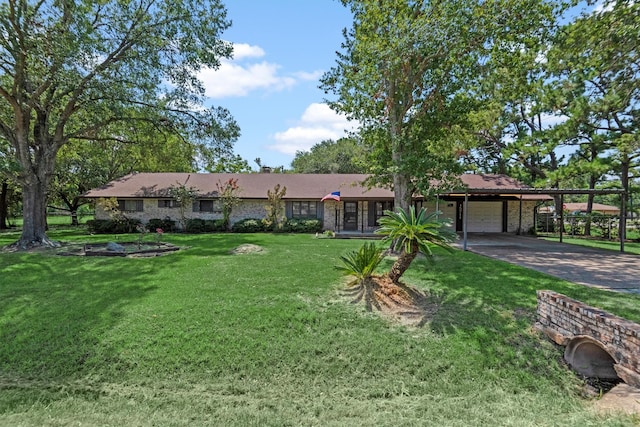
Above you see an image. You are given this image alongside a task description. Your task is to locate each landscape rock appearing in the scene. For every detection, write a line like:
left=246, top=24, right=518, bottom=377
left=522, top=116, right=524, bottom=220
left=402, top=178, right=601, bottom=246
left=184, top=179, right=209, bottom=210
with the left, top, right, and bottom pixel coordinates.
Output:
left=106, top=242, right=125, bottom=252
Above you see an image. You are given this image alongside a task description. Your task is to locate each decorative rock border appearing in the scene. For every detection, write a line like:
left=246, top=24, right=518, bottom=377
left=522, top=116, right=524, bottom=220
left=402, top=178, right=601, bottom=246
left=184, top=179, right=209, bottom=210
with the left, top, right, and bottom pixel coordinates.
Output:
left=83, top=242, right=180, bottom=257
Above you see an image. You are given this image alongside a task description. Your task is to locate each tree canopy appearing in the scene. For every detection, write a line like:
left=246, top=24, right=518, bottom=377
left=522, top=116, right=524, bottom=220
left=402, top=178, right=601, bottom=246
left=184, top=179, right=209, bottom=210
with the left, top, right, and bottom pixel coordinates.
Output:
left=322, top=0, right=565, bottom=211
left=290, top=138, right=367, bottom=173
left=0, top=0, right=239, bottom=248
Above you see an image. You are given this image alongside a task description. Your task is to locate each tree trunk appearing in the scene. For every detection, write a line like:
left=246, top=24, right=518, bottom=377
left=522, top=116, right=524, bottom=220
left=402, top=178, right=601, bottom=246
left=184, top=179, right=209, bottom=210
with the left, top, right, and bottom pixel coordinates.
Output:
left=0, top=180, right=8, bottom=230
left=620, top=156, right=630, bottom=243
left=16, top=177, right=57, bottom=248
left=553, top=194, right=563, bottom=233
left=388, top=245, right=418, bottom=284
left=393, top=171, right=412, bottom=213
left=70, top=208, right=79, bottom=226
left=584, top=175, right=597, bottom=236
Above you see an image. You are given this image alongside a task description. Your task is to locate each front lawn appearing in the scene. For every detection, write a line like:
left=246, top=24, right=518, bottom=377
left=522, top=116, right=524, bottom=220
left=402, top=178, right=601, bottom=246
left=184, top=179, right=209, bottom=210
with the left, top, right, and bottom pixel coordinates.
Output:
left=1, top=230, right=639, bottom=426
left=541, top=235, right=640, bottom=255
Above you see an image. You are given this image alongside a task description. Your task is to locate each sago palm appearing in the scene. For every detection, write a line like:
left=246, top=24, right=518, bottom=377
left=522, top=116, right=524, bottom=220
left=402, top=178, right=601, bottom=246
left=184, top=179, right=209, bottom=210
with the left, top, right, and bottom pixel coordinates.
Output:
left=335, top=241, right=385, bottom=287
left=376, top=206, right=457, bottom=284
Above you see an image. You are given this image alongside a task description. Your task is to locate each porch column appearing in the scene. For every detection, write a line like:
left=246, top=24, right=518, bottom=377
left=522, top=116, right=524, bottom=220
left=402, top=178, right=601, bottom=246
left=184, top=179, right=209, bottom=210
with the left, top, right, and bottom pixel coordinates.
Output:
left=518, top=196, right=523, bottom=235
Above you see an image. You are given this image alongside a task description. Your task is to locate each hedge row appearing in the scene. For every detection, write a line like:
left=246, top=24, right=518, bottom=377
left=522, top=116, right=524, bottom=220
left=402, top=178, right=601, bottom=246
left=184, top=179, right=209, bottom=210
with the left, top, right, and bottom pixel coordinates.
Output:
left=232, top=218, right=323, bottom=233
left=87, top=218, right=142, bottom=234
left=87, top=217, right=323, bottom=234
left=184, top=218, right=226, bottom=233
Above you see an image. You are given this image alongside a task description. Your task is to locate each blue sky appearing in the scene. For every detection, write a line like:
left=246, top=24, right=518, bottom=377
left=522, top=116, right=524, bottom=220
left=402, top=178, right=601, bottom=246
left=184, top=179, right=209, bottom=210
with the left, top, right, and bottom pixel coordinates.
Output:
left=200, top=1, right=356, bottom=170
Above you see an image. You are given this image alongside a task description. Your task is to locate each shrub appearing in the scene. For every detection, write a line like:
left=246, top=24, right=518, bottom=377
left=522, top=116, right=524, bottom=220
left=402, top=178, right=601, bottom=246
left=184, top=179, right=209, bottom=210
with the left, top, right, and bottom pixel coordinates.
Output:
left=282, top=218, right=323, bottom=233
left=86, top=219, right=112, bottom=233
left=231, top=218, right=265, bottom=233
left=113, top=218, right=142, bottom=234
left=147, top=218, right=176, bottom=232
left=185, top=218, right=205, bottom=233
left=204, top=219, right=226, bottom=232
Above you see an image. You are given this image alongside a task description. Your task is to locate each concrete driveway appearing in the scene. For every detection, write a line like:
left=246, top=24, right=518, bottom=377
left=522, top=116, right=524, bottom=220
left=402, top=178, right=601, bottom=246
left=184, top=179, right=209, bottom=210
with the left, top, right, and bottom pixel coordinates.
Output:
left=454, top=234, right=640, bottom=294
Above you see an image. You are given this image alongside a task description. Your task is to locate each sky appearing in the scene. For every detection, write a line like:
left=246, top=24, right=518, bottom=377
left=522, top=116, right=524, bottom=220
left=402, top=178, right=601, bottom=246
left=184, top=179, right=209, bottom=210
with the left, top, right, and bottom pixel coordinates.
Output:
left=199, top=1, right=357, bottom=171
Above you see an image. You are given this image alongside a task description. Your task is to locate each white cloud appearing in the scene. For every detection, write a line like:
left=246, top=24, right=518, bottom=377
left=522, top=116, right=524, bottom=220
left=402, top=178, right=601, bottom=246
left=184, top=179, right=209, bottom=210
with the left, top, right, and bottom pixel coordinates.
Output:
left=292, top=70, right=324, bottom=81
left=198, top=42, right=316, bottom=98
left=593, top=0, right=615, bottom=14
left=199, top=61, right=296, bottom=97
left=232, top=43, right=265, bottom=60
left=268, top=103, right=359, bottom=155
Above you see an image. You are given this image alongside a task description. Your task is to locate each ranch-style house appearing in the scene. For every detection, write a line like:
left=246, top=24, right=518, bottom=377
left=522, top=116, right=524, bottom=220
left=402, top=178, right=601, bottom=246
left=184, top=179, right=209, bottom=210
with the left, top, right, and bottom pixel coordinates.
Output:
left=83, top=172, right=549, bottom=234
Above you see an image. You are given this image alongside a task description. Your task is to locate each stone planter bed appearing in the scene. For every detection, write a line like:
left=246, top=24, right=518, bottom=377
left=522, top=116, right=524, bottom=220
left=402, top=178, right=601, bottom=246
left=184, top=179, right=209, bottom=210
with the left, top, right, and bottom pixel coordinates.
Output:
left=82, top=242, right=180, bottom=257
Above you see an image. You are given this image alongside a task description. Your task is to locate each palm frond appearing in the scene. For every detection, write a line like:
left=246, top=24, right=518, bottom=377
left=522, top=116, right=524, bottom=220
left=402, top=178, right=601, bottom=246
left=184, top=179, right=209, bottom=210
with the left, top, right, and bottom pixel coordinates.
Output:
left=335, top=241, right=385, bottom=283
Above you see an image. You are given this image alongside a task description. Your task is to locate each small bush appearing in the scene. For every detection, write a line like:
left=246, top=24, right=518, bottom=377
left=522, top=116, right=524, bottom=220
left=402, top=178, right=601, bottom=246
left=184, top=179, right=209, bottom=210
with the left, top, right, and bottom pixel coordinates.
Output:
left=231, top=218, right=265, bottom=233
left=282, top=218, right=323, bottom=233
left=147, top=218, right=176, bottom=232
left=185, top=218, right=206, bottom=233
left=204, top=219, right=226, bottom=232
left=86, top=219, right=112, bottom=233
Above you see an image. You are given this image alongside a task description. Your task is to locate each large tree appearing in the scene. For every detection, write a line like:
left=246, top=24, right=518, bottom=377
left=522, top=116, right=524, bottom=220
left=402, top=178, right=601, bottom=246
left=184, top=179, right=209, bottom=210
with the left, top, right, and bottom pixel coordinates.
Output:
left=50, top=129, right=196, bottom=225
left=322, top=0, right=557, bottom=210
left=291, top=137, right=367, bottom=173
left=321, top=0, right=564, bottom=212
left=0, top=0, right=239, bottom=248
left=547, top=0, right=640, bottom=235
left=322, top=0, right=471, bottom=211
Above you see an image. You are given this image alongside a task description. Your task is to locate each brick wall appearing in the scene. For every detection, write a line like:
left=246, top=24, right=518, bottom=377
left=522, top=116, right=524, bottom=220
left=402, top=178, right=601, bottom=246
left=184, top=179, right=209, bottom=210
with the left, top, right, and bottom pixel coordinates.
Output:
left=507, top=200, right=537, bottom=233
left=96, top=199, right=270, bottom=228
left=536, top=290, right=640, bottom=386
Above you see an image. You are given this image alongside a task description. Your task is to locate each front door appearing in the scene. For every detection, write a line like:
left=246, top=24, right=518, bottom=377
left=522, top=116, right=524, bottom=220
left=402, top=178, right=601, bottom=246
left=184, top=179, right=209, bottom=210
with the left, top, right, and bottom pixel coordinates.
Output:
left=344, top=202, right=358, bottom=231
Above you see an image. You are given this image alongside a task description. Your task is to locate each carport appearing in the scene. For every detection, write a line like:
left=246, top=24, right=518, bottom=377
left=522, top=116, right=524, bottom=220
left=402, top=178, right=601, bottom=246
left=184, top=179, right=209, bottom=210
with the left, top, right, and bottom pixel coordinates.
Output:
left=458, top=188, right=628, bottom=252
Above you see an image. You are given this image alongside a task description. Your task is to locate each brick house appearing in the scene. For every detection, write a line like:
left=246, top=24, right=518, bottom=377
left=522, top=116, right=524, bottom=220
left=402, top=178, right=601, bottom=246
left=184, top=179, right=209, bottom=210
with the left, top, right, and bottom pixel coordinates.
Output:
left=83, top=172, right=548, bottom=233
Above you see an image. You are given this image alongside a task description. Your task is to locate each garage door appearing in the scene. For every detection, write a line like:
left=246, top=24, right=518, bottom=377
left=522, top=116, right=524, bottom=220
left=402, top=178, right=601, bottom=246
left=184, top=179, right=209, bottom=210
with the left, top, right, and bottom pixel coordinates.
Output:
left=467, top=201, right=503, bottom=232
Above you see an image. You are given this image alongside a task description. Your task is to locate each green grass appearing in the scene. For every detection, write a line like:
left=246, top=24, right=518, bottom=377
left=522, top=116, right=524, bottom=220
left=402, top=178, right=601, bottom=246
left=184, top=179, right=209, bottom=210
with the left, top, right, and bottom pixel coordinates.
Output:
left=1, top=230, right=639, bottom=426
left=7, top=214, right=94, bottom=228
left=541, top=235, right=640, bottom=255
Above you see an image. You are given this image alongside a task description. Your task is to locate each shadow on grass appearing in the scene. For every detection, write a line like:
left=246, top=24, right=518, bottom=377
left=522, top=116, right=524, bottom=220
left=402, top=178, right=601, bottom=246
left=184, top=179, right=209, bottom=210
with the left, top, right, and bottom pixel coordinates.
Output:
left=0, top=252, right=161, bottom=383
left=388, top=249, right=640, bottom=381
left=343, top=276, right=443, bottom=327
left=405, top=249, right=640, bottom=331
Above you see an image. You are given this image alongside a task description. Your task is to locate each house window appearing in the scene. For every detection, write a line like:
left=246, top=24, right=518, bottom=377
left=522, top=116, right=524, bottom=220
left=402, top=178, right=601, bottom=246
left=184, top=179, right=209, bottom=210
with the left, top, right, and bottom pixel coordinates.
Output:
left=291, top=201, right=317, bottom=218
left=158, top=199, right=179, bottom=208
left=375, top=201, right=393, bottom=224
left=193, top=200, right=218, bottom=212
left=118, top=199, right=143, bottom=212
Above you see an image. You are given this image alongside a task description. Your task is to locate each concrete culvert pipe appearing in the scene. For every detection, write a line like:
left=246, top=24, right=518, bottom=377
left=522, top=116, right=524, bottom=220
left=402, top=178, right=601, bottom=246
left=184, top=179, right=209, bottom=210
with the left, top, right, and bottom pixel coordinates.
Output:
left=564, top=336, right=620, bottom=380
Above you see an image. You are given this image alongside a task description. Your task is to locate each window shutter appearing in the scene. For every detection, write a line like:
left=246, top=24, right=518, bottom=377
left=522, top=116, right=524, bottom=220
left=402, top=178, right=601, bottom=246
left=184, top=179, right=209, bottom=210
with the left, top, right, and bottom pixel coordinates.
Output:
left=192, top=201, right=199, bottom=212
left=136, top=200, right=143, bottom=211
left=118, top=200, right=125, bottom=211
left=285, top=201, right=292, bottom=219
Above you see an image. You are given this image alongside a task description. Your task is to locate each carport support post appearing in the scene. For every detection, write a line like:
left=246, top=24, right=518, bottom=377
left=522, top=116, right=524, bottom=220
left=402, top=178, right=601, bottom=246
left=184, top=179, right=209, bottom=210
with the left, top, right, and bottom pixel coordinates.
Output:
left=463, top=192, right=469, bottom=251
left=559, top=194, right=564, bottom=244
left=620, top=192, right=626, bottom=253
